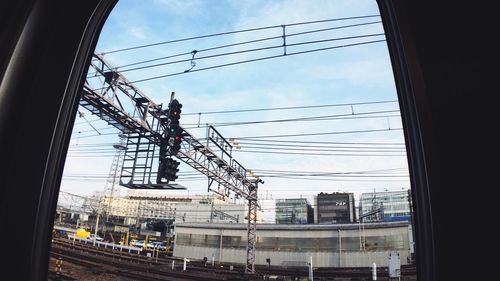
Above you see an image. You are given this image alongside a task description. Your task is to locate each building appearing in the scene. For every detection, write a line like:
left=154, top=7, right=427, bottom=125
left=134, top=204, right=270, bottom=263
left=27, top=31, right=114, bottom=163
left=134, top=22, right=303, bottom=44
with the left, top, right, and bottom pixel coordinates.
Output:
left=314, top=192, right=356, bottom=224
left=85, top=192, right=250, bottom=225
left=258, top=199, right=276, bottom=224
left=174, top=221, right=412, bottom=268
left=359, top=190, right=412, bottom=222
left=275, top=198, right=313, bottom=224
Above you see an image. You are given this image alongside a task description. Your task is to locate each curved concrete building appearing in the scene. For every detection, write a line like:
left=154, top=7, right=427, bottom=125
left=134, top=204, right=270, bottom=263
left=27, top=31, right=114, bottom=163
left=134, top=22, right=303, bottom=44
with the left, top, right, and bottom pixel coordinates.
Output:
left=174, top=221, right=412, bottom=267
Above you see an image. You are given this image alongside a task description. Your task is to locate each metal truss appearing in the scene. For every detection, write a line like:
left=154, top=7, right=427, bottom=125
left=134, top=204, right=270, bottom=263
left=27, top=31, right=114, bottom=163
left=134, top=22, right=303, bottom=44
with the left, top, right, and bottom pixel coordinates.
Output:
left=174, top=127, right=260, bottom=273
left=103, top=135, right=127, bottom=215
left=245, top=184, right=258, bottom=273
left=175, top=126, right=256, bottom=201
left=80, top=54, right=259, bottom=272
left=81, top=54, right=167, bottom=137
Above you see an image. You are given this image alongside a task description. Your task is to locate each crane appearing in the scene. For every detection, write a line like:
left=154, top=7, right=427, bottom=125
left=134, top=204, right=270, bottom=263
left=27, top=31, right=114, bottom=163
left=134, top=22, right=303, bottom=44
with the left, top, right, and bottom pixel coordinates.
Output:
left=81, top=54, right=259, bottom=273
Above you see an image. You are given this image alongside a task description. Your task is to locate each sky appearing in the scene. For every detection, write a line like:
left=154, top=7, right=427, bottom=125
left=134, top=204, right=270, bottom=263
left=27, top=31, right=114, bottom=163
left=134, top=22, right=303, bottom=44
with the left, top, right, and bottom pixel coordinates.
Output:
left=60, top=0, right=410, bottom=207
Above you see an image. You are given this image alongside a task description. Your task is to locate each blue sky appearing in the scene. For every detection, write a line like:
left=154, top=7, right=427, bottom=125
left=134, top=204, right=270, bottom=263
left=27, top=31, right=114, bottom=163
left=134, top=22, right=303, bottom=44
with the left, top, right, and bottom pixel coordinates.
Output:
left=61, top=0, right=409, bottom=204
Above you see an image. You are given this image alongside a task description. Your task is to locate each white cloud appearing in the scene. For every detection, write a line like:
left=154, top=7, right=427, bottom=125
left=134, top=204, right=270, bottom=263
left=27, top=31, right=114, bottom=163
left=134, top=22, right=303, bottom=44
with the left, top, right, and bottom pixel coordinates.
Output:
left=129, top=27, right=146, bottom=39
left=153, top=0, right=203, bottom=15
left=307, top=57, right=395, bottom=88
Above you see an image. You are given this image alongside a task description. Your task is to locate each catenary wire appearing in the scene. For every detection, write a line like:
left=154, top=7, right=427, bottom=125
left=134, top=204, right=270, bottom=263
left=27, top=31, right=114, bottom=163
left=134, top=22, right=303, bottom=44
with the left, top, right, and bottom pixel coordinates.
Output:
left=129, top=39, right=386, bottom=84
left=101, top=15, right=381, bottom=54
left=114, top=33, right=384, bottom=73
left=182, top=100, right=397, bottom=116
left=111, top=21, right=383, bottom=71
left=183, top=113, right=400, bottom=129
left=116, top=33, right=384, bottom=73
left=231, top=127, right=402, bottom=139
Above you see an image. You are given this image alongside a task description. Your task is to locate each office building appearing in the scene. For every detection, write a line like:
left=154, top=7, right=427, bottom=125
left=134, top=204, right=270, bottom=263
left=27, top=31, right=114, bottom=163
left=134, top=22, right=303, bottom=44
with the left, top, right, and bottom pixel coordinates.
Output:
left=314, top=192, right=356, bottom=223
left=359, top=190, right=411, bottom=222
left=275, top=198, right=313, bottom=224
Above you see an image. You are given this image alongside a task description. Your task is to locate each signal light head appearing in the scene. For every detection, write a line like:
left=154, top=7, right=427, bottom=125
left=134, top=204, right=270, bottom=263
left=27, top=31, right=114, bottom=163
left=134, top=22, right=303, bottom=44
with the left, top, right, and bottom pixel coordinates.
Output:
left=161, top=157, right=180, bottom=181
left=168, top=99, right=182, bottom=121
left=166, top=99, right=183, bottom=155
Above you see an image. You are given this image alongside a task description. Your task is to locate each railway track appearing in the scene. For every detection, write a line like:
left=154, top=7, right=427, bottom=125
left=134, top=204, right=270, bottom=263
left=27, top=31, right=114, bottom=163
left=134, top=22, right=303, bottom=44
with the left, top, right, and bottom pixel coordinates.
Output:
left=50, top=237, right=417, bottom=280
left=51, top=240, right=244, bottom=280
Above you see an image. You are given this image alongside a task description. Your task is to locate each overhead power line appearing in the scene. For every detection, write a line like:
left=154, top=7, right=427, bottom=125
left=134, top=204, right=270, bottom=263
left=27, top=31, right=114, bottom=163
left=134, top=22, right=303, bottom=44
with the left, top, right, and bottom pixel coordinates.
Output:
left=68, top=142, right=117, bottom=147
left=251, top=167, right=407, bottom=174
left=112, top=21, right=382, bottom=71
left=70, top=132, right=120, bottom=140
left=129, top=39, right=386, bottom=84
left=115, top=33, right=384, bottom=74
left=184, top=114, right=401, bottom=129
left=62, top=167, right=409, bottom=182
left=101, top=15, right=380, bottom=54
left=72, top=112, right=401, bottom=134
left=236, top=142, right=404, bottom=150
left=183, top=112, right=399, bottom=129
left=182, top=100, right=397, bottom=116
left=67, top=141, right=405, bottom=152
left=234, top=150, right=406, bottom=157
left=235, top=145, right=405, bottom=153
left=232, top=127, right=403, bottom=139
left=237, top=139, right=405, bottom=145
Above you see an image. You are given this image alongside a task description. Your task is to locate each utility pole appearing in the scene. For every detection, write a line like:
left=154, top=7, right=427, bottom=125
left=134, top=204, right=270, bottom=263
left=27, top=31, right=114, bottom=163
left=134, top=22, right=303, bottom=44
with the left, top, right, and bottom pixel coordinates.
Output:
left=93, top=211, right=100, bottom=246
left=135, top=199, right=142, bottom=230
left=308, top=256, right=313, bottom=281
left=407, top=188, right=415, bottom=262
left=210, top=200, right=214, bottom=223
left=219, top=229, right=223, bottom=263
left=338, top=228, right=342, bottom=267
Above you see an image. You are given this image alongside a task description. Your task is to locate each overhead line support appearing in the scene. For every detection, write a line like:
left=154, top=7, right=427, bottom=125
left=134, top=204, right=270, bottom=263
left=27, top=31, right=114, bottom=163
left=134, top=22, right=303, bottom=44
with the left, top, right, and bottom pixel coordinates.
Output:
left=81, top=54, right=260, bottom=272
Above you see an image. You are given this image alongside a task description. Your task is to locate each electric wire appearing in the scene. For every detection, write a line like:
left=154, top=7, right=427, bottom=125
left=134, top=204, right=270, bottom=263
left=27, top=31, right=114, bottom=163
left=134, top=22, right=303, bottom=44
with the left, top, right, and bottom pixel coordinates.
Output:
left=74, top=110, right=400, bottom=133
left=182, top=100, right=397, bottom=116
left=66, top=143, right=406, bottom=153
left=101, top=15, right=381, bottom=54
left=111, top=21, right=382, bottom=71
left=73, top=113, right=400, bottom=133
left=231, top=127, right=402, bottom=139
left=185, top=114, right=400, bottom=129
left=129, top=39, right=386, bottom=84
left=233, top=150, right=405, bottom=157
left=115, top=33, right=384, bottom=74
left=63, top=167, right=409, bottom=179
left=236, top=142, right=404, bottom=150
left=233, top=145, right=405, bottom=153
left=234, top=139, right=405, bottom=145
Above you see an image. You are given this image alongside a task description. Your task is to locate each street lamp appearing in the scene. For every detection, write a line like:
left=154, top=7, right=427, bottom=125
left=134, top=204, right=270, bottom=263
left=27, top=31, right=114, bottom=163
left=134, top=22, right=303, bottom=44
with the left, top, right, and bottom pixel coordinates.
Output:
left=113, top=144, right=127, bottom=150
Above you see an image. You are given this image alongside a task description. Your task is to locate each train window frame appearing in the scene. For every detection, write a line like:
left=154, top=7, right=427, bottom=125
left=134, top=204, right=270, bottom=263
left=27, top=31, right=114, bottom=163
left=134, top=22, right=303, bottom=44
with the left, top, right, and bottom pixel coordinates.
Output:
left=0, top=1, right=456, bottom=280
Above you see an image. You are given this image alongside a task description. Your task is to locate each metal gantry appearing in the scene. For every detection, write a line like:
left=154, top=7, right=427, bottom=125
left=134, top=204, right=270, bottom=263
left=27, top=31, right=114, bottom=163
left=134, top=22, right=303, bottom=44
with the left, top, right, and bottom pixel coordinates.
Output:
left=81, top=54, right=259, bottom=273
left=82, top=54, right=166, bottom=137
left=103, top=134, right=127, bottom=217
left=245, top=182, right=259, bottom=273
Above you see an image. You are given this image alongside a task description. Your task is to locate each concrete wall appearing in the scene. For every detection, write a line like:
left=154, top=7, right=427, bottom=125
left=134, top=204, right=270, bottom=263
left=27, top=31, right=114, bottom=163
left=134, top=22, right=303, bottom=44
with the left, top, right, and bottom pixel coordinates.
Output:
left=173, top=222, right=411, bottom=268
left=175, top=244, right=408, bottom=267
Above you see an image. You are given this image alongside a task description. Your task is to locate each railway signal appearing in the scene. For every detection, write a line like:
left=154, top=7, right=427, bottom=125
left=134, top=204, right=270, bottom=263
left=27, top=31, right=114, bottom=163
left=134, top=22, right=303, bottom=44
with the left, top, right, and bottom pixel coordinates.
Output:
left=166, top=157, right=180, bottom=181
left=159, top=157, right=179, bottom=182
left=167, top=99, right=183, bottom=155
